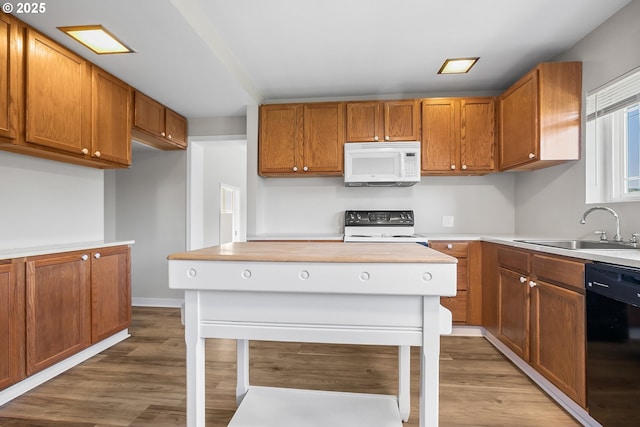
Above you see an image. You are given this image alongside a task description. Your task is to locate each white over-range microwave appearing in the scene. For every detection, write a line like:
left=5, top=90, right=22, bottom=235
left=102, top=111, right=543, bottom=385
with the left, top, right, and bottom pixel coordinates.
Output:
left=344, top=141, right=421, bottom=187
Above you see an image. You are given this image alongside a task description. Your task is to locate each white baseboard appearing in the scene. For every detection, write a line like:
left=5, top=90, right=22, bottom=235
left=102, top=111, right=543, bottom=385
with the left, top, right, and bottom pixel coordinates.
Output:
left=132, top=297, right=184, bottom=308
left=0, top=329, right=129, bottom=406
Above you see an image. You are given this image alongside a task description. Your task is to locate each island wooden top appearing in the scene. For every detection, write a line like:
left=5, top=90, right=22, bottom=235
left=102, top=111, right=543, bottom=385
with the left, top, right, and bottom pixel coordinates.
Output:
left=168, top=242, right=456, bottom=264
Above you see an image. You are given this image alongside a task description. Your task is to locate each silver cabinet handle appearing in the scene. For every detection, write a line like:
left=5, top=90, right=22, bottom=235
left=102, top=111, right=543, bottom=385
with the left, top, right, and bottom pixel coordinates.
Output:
left=374, top=136, right=379, bottom=141
left=161, top=131, right=166, bottom=137
left=168, top=134, right=172, bottom=140
left=529, top=281, right=537, bottom=288
left=81, top=254, right=89, bottom=261
left=447, top=244, right=453, bottom=250
left=303, top=166, right=308, bottom=171
left=528, top=153, right=535, bottom=159
left=81, top=148, right=89, bottom=155
left=94, top=253, right=101, bottom=259
left=292, top=166, right=298, bottom=172
left=519, top=276, right=527, bottom=284
left=462, top=165, right=467, bottom=170
left=450, top=165, right=456, bottom=170
left=94, top=151, right=101, bottom=158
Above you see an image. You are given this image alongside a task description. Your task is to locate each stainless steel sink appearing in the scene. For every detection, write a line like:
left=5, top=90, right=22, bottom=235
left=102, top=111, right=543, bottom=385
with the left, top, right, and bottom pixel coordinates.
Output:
left=516, top=239, right=640, bottom=250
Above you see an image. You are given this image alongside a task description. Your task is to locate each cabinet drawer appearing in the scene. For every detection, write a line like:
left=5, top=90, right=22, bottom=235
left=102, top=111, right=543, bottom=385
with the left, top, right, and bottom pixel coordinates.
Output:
left=441, top=291, right=467, bottom=323
left=532, top=254, right=585, bottom=291
left=430, top=241, right=469, bottom=258
left=498, top=247, right=530, bottom=273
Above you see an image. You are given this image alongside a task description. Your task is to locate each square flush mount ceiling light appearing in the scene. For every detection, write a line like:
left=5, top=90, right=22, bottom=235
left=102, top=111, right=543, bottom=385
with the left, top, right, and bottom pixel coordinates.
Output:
left=438, top=57, right=479, bottom=74
left=58, top=25, right=133, bottom=54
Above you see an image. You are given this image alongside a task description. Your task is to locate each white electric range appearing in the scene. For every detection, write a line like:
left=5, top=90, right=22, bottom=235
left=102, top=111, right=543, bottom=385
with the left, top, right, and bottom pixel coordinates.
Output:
left=343, top=210, right=428, bottom=244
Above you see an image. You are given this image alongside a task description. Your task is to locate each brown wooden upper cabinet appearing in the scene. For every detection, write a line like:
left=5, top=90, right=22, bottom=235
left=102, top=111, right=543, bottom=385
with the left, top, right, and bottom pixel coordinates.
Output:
left=132, top=91, right=187, bottom=150
left=25, top=28, right=92, bottom=158
left=422, top=97, right=495, bottom=174
left=499, top=62, right=581, bottom=171
left=0, top=22, right=131, bottom=169
left=91, top=67, right=133, bottom=166
left=0, top=14, right=19, bottom=144
left=346, top=99, right=420, bottom=142
left=259, top=102, right=344, bottom=177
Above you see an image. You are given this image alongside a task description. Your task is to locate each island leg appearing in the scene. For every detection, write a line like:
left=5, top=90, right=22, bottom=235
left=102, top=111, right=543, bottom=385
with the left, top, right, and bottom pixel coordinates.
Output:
left=236, top=339, right=250, bottom=404
left=185, top=291, right=206, bottom=427
left=420, top=296, right=441, bottom=427
left=398, top=345, right=411, bottom=421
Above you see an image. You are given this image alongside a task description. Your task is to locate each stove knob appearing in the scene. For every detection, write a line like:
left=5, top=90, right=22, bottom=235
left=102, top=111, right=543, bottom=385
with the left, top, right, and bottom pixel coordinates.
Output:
left=356, top=213, right=361, bottom=220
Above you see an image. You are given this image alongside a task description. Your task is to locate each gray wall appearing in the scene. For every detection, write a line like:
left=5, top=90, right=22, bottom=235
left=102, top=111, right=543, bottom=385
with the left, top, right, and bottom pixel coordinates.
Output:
left=115, top=148, right=187, bottom=303
left=514, top=0, right=640, bottom=239
left=0, top=151, right=103, bottom=250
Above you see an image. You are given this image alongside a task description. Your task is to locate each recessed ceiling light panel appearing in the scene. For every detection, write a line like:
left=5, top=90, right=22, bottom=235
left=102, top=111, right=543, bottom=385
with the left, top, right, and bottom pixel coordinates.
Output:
left=58, top=25, right=134, bottom=54
left=438, top=57, right=479, bottom=74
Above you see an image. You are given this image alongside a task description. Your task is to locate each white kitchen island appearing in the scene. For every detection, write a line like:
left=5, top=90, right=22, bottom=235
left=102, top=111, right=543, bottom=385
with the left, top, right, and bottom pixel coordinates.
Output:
left=168, top=242, right=457, bottom=427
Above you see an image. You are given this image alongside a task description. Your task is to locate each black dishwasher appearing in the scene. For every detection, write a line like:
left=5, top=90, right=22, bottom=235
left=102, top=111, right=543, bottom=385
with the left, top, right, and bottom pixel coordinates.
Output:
left=586, top=262, right=640, bottom=426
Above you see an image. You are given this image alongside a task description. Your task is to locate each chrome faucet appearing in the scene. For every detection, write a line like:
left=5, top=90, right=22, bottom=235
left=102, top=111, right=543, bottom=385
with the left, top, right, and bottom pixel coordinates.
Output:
left=580, top=206, right=622, bottom=242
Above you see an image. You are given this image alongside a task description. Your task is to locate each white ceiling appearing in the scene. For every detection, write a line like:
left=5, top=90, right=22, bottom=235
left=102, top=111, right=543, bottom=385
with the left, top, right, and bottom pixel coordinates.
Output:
left=16, top=0, right=632, bottom=119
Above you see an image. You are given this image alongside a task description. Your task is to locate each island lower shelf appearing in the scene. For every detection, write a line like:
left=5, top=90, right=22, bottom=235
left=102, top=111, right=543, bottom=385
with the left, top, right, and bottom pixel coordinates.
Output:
left=228, top=386, right=402, bottom=427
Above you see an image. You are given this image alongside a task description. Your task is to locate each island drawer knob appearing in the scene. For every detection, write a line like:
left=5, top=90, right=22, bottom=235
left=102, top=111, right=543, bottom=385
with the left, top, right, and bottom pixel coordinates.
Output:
left=299, top=270, right=310, bottom=280
left=241, top=269, right=252, bottom=279
left=359, top=272, right=370, bottom=281
left=423, top=272, right=433, bottom=281
left=187, top=268, right=197, bottom=278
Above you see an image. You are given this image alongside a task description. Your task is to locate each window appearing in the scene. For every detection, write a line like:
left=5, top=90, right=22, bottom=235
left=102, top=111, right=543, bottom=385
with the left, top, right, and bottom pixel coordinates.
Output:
left=586, top=66, right=640, bottom=203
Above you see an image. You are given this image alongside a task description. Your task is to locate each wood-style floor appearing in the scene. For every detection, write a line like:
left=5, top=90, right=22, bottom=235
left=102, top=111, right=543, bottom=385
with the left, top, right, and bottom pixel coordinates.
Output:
left=0, top=307, right=579, bottom=426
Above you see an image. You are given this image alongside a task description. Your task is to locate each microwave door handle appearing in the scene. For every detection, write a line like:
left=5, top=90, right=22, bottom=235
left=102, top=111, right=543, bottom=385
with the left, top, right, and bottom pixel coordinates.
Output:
left=366, top=182, right=402, bottom=187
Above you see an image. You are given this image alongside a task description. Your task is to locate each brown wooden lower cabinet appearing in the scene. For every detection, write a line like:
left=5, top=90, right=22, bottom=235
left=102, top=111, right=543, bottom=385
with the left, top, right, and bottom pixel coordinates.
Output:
left=498, top=266, right=530, bottom=360
left=431, top=240, right=481, bottom=325
left=530, top=254, right=587, bottom=407
left=12, top=245, right=132, bottom=380
left=483, top=242, right=587, bottom=408
left=91, top=246, right=131, bottom=343
left=0, top=260, right=25, bottom=389
left=26, top=251, right=92, bottom=376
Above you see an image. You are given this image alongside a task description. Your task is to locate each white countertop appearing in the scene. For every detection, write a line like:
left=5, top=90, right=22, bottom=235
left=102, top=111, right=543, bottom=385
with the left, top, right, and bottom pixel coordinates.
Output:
left=248, top=233, right=640, bottom=269
left=0, top=240, right=135, bottom=260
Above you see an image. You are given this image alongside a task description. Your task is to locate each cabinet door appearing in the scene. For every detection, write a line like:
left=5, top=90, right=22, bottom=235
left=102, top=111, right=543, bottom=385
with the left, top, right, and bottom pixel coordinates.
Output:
left=499, top=69, right=538, bottom=170
left=498, top=267, right=530, bottom=360
left=165, top=108, right=187, bottom=148
left=133, top=91, right=165, bottom=138
left=460, top=98, right=495, bottom=172
left=0, top=14, right=18, bottom=142
left=26, top=252, right=91, bottom=376
left=259, top=104, right=302, bottom=175
left=0, top=261, right=25, bottom=390
left=25, top=29, right=91, bottom=156
left=530, top=280, right=586, bottom=407
left=91, top=246, right=131, bottom=343
left=302, top=102, right=344, bottom=175
left=384, top=100, right=420, bottom=141
left=422, top=98, right=458, bottom=173
left=92, top=67, right=132, bottom=166
left=346, top=101, right=381, bottom=142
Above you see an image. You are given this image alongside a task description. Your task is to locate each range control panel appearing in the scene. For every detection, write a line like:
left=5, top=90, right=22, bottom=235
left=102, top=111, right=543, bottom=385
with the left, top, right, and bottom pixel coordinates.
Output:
left=345, top=210, right=414, bottom=226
